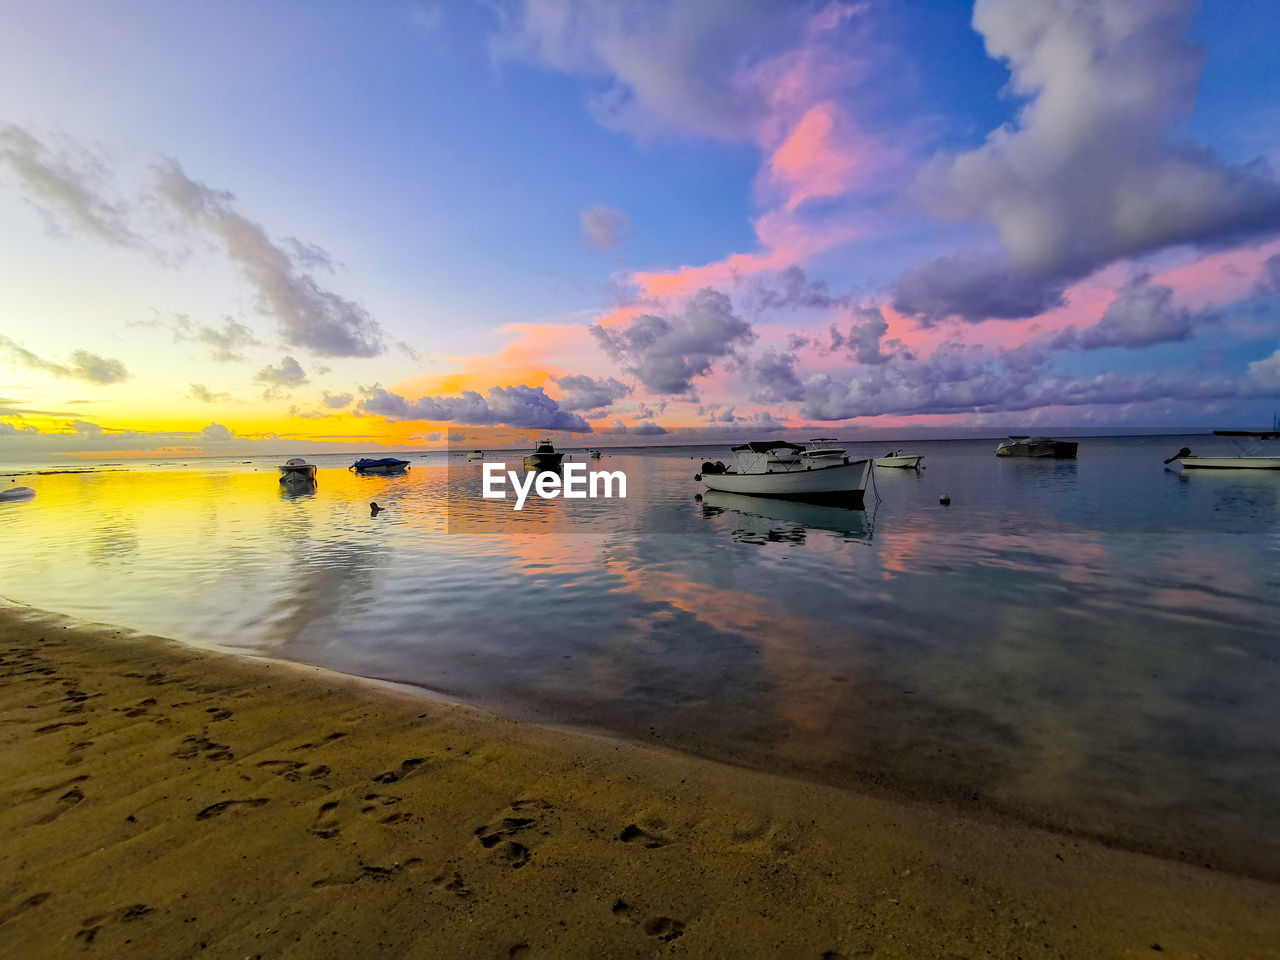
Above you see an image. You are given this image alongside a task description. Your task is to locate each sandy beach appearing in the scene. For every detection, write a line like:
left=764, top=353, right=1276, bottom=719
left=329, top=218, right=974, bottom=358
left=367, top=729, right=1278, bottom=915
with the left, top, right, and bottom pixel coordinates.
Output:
left=1, top=601, right=1278, bottom=959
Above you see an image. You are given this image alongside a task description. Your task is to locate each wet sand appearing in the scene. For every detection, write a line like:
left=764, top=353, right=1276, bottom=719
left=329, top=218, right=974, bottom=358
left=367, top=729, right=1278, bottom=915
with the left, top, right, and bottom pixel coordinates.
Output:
left=2, top=602, right=1278, bottom=959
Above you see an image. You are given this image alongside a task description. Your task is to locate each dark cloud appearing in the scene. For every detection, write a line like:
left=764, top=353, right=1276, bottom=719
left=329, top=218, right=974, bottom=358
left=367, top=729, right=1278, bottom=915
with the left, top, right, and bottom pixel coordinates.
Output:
left=899, top=0, right=1280, bottom=323
left=591, top=287, right=754, bottom=395
left=1058, top=278, right=1195, bottom=350
left=631, top=420, right=668, bottom=436
left=0, top=335, right=129, bottom=384
left=754, top=265, right=849, bottom=312
left=581, top=204, right=629, bottom=249
left=550, top=373, right=631, bottom=411
left=799, top=339, right=1275, bottom=421
left=152, top=161, right=385, bottom=358
left=893, top=254, right=1068, bottom=324
left=189, top=383, right=229, bottom=403
left=200, top=423, right=234, bottom=441
left=172, top=315, right=261, bottom=362
left=0, top=123, right=139, bottom=246
left=254, top=356, right=308, bottom=390
left=843, top=306, right=891, bottom=364
left=491, top=0, right=805, bottom=141
left=323, top=392, right=353, bottom=409
left=359, top=384, right=590, bottom=432
left=750, top=349, right=805, bottom=402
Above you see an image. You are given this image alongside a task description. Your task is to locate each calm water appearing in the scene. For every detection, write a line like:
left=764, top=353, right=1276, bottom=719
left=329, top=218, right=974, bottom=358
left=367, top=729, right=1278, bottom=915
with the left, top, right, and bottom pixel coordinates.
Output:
left=3, top=435, right=1279, bottom=879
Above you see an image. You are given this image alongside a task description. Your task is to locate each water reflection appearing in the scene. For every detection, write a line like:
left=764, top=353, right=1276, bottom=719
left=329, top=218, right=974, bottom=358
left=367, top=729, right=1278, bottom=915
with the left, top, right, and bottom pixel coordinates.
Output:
left=700, top=490, right=872, bottom=544
left=1, top=439, right=1278, bottom=879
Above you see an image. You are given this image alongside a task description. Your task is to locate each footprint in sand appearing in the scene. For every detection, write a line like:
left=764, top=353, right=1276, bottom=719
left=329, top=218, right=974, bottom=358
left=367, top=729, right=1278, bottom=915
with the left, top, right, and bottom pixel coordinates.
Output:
left=74, top=904, right=153, bottom=945
left=195, top=798, right=269, bottom=820
left=643, top=917, right=685, bottom=942
left=34, top=720, right=88, bottom=734
left=618, top=823, right=670, bottom=849
left=431, top=871, right=472, bottom=898
left=257, top=759, right=307, bottom=781
left=370, top=757, right=426, bottom=784
left=311, top=858, right=424, bottom=890
left=0, top=891, right=51, bottom=926
left=35, top=786, right=84, bottom=825
left=309, top=801, right=342, bottom=838
left=205, top=707, right=233, bottom=721
left=175, top=735, right=233, bottom=762
left=119, top=697, right=157, bottom=718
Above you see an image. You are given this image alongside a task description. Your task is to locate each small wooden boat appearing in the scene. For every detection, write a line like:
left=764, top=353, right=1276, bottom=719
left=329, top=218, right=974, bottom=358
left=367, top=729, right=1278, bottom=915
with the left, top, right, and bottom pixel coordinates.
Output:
left=350, top=458, right=410, bottom=475
left=523, top=440, right=564, bottom=471
left=996, top=436, right=1078, bottom=458
left=874, top=449, right=924, bottom=469
left=1164, top=430, right=1280, bottom=469
left=277, top=458, right=317, bottom=482
left=696, top=441, right=871, bottom=502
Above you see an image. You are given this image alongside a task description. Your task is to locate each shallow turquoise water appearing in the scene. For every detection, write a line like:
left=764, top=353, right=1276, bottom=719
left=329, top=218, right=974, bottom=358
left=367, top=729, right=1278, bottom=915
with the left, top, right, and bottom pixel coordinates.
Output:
left=2, top=435, right=1278, bottom=879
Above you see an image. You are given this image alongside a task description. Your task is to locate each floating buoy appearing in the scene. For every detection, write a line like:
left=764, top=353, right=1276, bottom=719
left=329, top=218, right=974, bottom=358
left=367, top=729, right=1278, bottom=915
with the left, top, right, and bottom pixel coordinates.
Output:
left=939, top=494, right=951, bottom=505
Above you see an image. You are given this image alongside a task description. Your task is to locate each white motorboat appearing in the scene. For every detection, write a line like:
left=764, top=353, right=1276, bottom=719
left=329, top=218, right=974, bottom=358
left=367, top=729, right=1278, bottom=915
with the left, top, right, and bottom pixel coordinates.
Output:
left=277, top=457, right=317, bottom=482
left=801, top=438, right=847, bottom=463
left=466, top=450, right=484, bottom=461
left=1164, top=430, right=1280, bottom=470
left=874, top=449, right=924, bottom=469
left=696, top=441, right=871, bottom=501
left=523, top=439, right=565, bottom=471
left=996, top=436, right=1078, bottom=458
left=587, top=449, right=602, bottom=459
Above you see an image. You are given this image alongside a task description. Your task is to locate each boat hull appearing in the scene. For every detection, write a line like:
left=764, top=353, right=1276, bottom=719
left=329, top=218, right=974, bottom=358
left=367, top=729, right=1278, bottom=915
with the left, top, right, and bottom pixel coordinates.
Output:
left=874, top=455, right=922, bottom=469
left=352, top=464, right=409, bottom=475
left=278, top=466, right=317, bottom=481
left=1178, top=456, right=1280, bottom=470
left=700, top=459, right=870, bottom=501
left=523, top=453, right=564, bottom=471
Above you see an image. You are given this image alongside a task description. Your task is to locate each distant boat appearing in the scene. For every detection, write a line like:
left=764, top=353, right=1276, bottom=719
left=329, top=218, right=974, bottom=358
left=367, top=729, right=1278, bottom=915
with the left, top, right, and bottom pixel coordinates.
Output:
left=874, top=449, right=924, bottom=469
left=801, top=438, right=847, bottom=463
left=1164, top=430, right=1280, bottom=470
left=350, top=458, right=410, bottom=475
left=696, top=441, right=871, bottom=501
left=587, top=449, right=602, bottom=459
left=277, top=458, right=317, bottom=482
left=523, top=440, right=564, bottom=471
left=0, top=485, right=36, bottom=503
left=996, top=436, right=1078, bottom=458
left=466, top=450, right=484, bottom=461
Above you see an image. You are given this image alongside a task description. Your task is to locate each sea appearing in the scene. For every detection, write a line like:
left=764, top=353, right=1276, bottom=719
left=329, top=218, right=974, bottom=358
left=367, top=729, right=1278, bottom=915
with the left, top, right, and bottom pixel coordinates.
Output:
left=2, top=433, right=1278, bottom=880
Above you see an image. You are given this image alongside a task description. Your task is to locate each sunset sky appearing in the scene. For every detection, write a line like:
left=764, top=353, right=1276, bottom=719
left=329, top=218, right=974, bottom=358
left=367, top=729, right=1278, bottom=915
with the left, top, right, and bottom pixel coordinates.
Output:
left=2, top=0, right=1279, bottom=458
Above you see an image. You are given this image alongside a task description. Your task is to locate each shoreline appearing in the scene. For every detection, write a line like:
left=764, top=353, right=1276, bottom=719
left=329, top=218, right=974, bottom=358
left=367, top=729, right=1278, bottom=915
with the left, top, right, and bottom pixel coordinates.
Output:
left=2, top=602, right=1278, bottom=958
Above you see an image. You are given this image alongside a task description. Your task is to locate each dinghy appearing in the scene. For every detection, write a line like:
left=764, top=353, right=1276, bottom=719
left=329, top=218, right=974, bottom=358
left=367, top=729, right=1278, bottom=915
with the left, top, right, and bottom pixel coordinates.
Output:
left=350, top=458, right=410, bottom=474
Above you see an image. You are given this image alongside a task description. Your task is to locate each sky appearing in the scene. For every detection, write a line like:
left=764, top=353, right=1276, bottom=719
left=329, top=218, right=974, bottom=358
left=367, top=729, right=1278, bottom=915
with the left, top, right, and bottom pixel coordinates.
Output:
left=1, top=0, right=1279, bottom=459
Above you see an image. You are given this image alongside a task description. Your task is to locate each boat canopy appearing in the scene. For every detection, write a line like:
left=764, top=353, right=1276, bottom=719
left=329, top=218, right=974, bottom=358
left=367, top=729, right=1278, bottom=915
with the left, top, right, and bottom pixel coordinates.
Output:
left=352, top=457, right=409, bottom=468
left=730, top=441, right=805, bottom=453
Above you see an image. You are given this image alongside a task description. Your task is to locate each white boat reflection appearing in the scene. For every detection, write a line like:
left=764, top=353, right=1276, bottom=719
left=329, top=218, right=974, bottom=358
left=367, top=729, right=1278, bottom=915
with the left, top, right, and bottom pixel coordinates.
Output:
left=701, top=489, right=873, bottom=543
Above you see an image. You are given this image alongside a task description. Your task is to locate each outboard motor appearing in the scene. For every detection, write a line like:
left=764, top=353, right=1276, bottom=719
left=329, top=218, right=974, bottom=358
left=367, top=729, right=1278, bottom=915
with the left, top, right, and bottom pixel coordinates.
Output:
left=1163, top=447, right=1192, bottom=465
